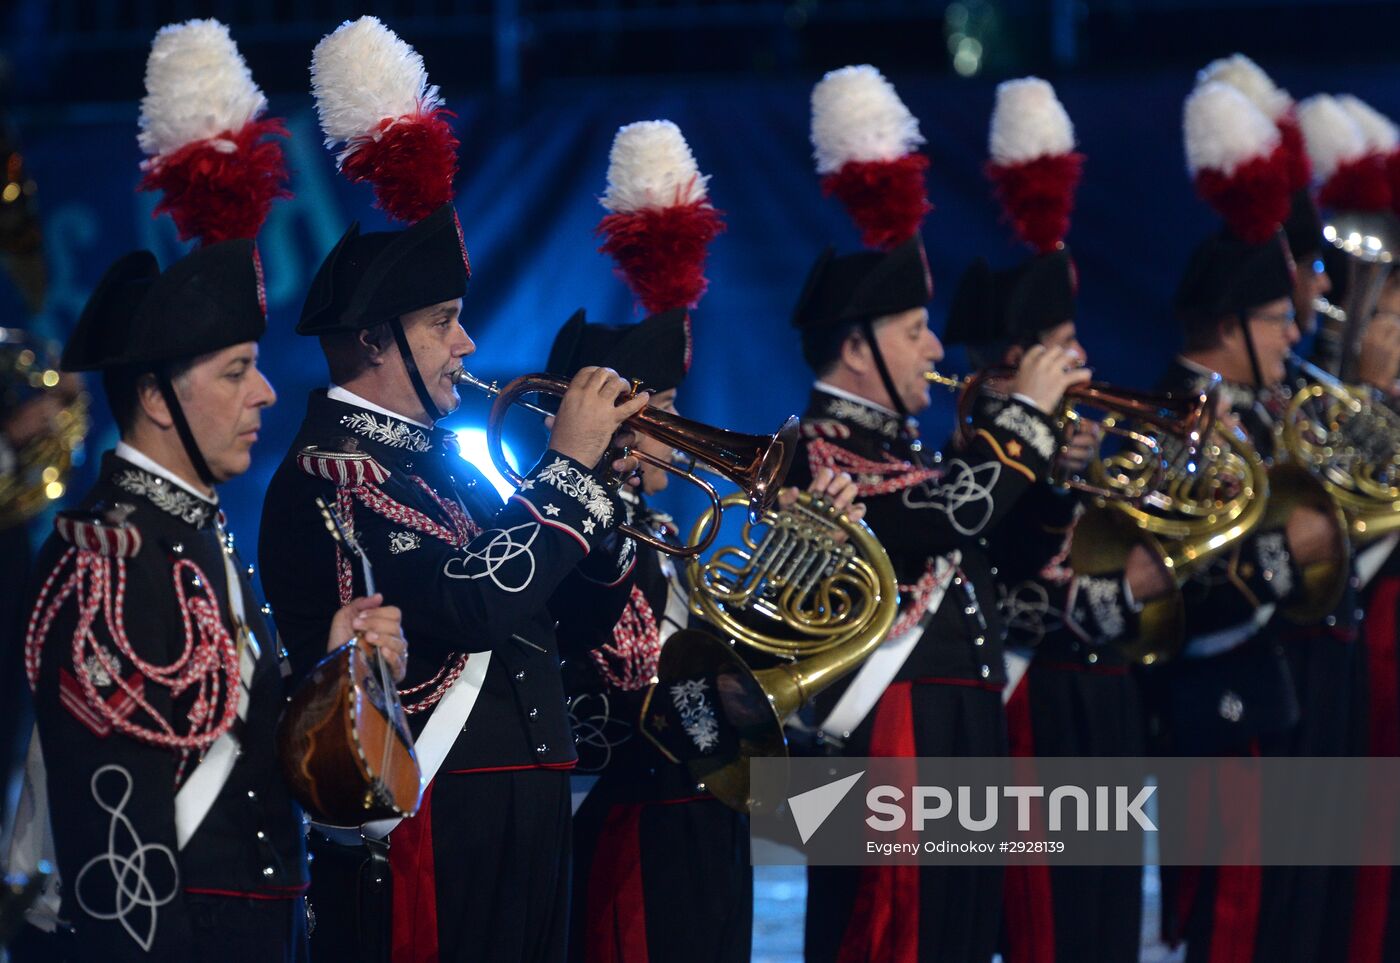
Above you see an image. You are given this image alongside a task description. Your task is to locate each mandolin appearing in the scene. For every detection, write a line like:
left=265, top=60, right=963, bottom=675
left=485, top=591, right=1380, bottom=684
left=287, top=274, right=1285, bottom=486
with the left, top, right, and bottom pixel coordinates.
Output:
left=274, top=498, right=421, bottom=826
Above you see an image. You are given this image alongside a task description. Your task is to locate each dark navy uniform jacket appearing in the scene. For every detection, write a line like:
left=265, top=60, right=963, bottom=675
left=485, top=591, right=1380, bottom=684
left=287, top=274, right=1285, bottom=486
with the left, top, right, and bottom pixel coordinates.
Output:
left=258, top=390, right=635, bottom=775
left=27, top=449, right=305, bottom=960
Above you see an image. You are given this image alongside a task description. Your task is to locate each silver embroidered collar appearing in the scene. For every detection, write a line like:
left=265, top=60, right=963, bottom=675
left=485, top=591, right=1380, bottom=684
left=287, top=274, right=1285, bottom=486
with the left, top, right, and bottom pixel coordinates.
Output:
left=113, top=468, right=215, bottom=527
left=339, top=410, right=433, bottom=454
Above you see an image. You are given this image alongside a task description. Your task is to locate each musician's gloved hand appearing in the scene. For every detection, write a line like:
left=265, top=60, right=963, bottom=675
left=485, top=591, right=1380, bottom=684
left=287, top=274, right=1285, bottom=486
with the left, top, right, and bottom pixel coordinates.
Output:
left=329, top=593, right=408, bottom=683
left=549, top=366, right=651, bottom=471
left=1009, top=345, right=1092, bottom=415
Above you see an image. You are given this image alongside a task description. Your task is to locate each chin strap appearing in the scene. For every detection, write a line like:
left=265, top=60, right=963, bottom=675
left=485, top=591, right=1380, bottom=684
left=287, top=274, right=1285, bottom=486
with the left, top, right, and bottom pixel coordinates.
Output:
left=1238, top=312, right=1267, bottom=391
left=390, top=317, right=444, bottom=424
left=154, top=367, right=217, bottom=488
left=859, top=318, right=913, bottom=426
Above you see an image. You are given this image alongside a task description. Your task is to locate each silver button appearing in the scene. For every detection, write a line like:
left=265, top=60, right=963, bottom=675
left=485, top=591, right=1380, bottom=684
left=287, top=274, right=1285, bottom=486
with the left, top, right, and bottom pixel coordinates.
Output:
left=536, top=743, right=549, bottom=754
left=963, top=605, right=977, bottom=616
left=973, top=636, right=985, bottom=647
left=261, top=603, right=273, bottom=616
left=528, top=707, right=539, bottom=720
left=247, top=564, right=256, bottom=577
left=1087, top=652, right=1099, bottom=664
left=262, top=866, right=275, bottom=878
left=989, top=566, right=998, bottom=577
left=979, top=665, right=990, bottom=678
left=171, top=542, right=184, bottom=555
left=191, top=576, right=203, bottom=588
left=256, top=831, right=266, bottom=840
left=247, top=790, right=257, bottom=801
left=514, top=669, right=526, bottom=682
left=1325, top=615, right=1337, bottom=627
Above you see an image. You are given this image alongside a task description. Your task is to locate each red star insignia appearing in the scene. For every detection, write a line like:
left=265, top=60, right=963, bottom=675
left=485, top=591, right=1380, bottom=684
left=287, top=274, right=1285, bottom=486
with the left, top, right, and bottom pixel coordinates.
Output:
left=1006, top=439, right=1023, bottom=458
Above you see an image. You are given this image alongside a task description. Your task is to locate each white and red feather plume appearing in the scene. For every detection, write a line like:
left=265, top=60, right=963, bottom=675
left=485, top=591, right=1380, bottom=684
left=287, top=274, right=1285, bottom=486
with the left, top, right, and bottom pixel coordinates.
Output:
left=1297, top=94, right=1392, bottom=213
left=137, top=19, right=289, bottom=245
left=1336, top=95, right=1400, bottom=219
left=1184, top=82, right=1291, bottom=244
left=310, top=16, right=458, bottom=224
left=985, top=77, right=1082, bottom=255
left=1196, top=54, right=1309, bottom=192
left=810, top=65, right=931, bottom=251
left=596, top=120, right=726, bottom=315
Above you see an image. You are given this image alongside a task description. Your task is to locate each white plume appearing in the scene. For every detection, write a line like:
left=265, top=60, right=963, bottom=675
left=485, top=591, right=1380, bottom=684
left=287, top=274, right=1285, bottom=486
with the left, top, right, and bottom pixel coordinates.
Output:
left=310, top=16, right=442, bottom=152
left=1183, top=81, right=1279, bottom=176
left=989, top=77, right=1075, bottom=165
left=1297, top=94, right=1368, bottom=182
left=138, top=19, right=266, bottom=158
left=1336, top=95, right=1400, bottom=154
left=810, top=65, right=924, bottom=174
left=601, top=120, right=708, bottom=213
left=1196, top=53, right=1292, bottom=120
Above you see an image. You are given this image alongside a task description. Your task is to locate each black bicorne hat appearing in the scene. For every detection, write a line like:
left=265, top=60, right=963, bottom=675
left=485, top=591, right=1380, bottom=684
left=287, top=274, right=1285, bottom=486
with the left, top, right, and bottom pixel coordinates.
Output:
left=298, top=203, right=470, bottom=336
left=944, top=248, right=1077, bottom=350
left=790, top=236, right=932, bottom=369
left=546, top=307, right=691, bottom=393
left=62, top=240, right=267, bottom=372
left=1283, top=189, right=1325, bottom=261
left=1175, top=230, right=1295, bottom=329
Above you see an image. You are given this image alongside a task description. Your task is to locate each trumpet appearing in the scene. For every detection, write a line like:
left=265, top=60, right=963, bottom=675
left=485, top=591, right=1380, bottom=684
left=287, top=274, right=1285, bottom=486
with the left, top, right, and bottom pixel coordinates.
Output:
left=924, top=368, right=1219, bottom=505
left=452, top=368, right=799, bottom=557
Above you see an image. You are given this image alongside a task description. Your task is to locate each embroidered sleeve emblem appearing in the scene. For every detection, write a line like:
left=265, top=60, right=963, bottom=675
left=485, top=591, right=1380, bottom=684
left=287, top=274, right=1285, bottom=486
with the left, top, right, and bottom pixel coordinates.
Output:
left=992, top=404, right=1057, bottom=460
left=535, top=457, right=615, bottom=526
left=901, top=459, right=1001, bottom=535
left=443, top=523, right=541, bottom=592
left=670, top=678, right=720, bottom=752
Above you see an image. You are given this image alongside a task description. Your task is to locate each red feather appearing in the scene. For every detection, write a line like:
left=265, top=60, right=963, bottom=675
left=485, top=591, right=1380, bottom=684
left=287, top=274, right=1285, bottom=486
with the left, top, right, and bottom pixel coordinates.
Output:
left=596, top=201, right=726, bottom=314
left=340, top=108, right=459, bottom=224
left=138, top=117, right=290, bottom=245
left=820, top=154, right=931, bottom=251
left=1193, top=144, right=1293, bottom=244
left=985, top=152, right=1084, bottom=255
left=1386, top=153, right=1400, bottom=221
left=1319, top=154, right=1393, bottom=214
left=1276, top=113, right=1313, bottom=194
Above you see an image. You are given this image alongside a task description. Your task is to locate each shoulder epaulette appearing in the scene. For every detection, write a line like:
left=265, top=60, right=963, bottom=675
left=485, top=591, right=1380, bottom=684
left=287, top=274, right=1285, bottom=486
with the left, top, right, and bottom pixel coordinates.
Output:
left=801, top=419, right=852, bottom=440
left=297, top=446, right=391, bottom=487
left=54, top=504, right=142, bottom=558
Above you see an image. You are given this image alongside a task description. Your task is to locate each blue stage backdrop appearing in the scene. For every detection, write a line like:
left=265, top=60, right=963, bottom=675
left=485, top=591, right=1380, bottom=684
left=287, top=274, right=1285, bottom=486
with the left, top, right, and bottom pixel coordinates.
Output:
left=8, top=65, right=1400, bottom=556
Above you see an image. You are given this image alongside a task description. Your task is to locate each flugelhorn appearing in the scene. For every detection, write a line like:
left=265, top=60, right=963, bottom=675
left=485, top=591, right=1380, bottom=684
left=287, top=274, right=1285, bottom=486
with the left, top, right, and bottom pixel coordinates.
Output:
left=925, top=368, right=1219, bottom=505
left=452, top=368, right=800, bottom=557
left=637, top=491, right=898, bottom=811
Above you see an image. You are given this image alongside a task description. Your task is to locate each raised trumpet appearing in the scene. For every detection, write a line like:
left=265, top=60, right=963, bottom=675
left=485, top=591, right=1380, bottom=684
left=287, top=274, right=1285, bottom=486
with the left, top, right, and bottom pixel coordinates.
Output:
left=452, top=368, right=799, bottom=557
left=925, top=368, right=1219, bottom=505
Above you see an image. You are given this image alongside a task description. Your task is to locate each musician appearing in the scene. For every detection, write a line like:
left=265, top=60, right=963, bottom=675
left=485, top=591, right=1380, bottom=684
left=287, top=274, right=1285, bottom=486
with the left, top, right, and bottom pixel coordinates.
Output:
left=19, top=242, right=404, bottom=962
left=946, top=261, right=1174, bottom=963
left=780, top=223, right=1086, bottom=960
left=544, top=307, right=861, bottom=962
left=258, top=199, right=646, bottom=962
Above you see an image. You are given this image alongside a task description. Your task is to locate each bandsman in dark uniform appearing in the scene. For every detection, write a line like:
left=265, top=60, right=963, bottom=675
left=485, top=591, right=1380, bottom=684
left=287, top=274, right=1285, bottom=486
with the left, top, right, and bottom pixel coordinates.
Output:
left=790, top=65, right=1089, bottom=963
left=1149, top=77, right=1354, bottom=963
left=943, top=77, right=1176, bottom=963
left=544, top=119, right=863, bottom=961
left=258, top=17, right=642, bottom=963
left=17, top=21, right=404, bottom=962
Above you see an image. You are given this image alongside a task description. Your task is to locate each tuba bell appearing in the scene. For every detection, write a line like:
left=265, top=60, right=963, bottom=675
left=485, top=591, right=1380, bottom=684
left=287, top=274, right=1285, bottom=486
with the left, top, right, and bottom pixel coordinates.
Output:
left=637, top=491, right=899, bottom=812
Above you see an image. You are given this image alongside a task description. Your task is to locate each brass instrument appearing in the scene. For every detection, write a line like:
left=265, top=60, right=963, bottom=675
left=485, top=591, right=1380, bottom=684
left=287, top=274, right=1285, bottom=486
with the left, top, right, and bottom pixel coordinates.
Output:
left=638, top=491, right=898, bottom=811
left=924, top=369, right=1219, bottom=504
left=0, top=329, right=87, bottom=530
left=454, top=368, right=799, bottom=557
left=1312, top=211, right=1398, bottom=381
left=1278, top=352, right=1400, bottom=547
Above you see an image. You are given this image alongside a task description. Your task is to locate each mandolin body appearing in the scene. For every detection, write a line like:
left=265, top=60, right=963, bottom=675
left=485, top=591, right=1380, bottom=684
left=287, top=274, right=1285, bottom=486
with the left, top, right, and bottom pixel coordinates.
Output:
left=276, top=639, right=422, bottom=826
